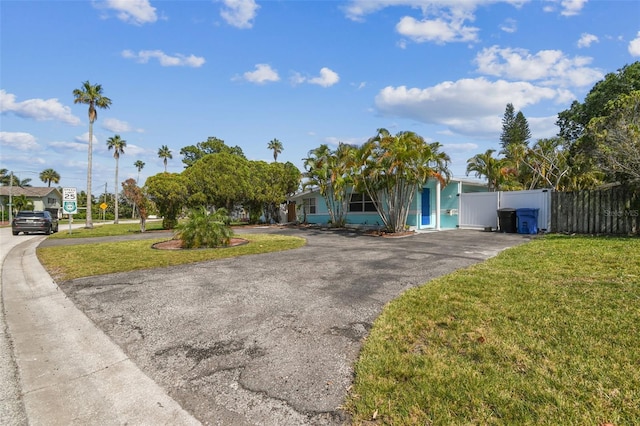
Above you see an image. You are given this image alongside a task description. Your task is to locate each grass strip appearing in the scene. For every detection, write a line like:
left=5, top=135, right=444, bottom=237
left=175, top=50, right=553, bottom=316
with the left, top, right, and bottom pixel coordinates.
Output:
left=345, top=235, right=640, bottom=425
left=37, top=233, right=305, bottom=281
left=48, top=220, right=165, bottom=239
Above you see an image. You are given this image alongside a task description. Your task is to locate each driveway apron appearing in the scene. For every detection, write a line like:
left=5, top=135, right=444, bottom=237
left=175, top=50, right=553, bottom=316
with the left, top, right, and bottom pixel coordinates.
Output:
left=57, top=228, right=529, bottom=425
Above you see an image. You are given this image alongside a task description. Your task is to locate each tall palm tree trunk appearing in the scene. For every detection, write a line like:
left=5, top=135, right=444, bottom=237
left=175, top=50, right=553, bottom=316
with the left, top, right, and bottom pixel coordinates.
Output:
left=114, top=157, right=119, bottom=224
left=86, top=122, right=94, bottom=228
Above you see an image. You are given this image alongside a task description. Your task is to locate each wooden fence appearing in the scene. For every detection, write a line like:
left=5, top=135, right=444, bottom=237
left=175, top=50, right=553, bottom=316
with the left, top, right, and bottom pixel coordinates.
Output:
left=551, top=186, right=639, bottom=235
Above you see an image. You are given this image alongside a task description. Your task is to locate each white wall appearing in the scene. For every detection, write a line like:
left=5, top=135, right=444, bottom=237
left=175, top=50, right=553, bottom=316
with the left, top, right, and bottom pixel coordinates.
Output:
left=459, top=189, right=552, bottom=232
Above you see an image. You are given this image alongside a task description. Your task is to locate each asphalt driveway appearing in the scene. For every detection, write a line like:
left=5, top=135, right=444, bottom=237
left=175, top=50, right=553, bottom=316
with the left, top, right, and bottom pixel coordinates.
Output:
left=57, top=227, right=529, bottom=425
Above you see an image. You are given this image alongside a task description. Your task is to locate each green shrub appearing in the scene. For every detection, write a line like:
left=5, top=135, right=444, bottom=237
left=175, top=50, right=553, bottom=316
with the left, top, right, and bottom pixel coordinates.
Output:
left=175, top=208, right=233, bottom=248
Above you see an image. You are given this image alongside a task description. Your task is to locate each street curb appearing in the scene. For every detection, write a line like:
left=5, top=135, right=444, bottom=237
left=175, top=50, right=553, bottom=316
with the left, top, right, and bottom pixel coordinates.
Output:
left=2, top=237, right=201, bottom=425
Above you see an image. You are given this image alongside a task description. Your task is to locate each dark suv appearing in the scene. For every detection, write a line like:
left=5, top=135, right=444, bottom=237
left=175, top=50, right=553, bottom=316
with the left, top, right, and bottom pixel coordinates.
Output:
left=12, top=210, right=59, bottom=235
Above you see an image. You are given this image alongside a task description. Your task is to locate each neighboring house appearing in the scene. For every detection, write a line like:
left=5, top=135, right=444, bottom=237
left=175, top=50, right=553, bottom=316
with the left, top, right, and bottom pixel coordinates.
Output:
left=0, top=186, right=62, bottom=218
left=289, top=177, right=488, bottom=231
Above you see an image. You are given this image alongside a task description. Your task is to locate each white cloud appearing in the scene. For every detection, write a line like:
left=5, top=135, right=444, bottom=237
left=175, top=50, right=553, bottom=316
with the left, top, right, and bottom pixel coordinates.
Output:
left=559, top=0, right=587, bottom=16
left=120, top=143, right=146, bottom=156
left=220, top=0, right=259, bottom=29
left=500, top=18, right=517, bottom=33
left=102, top=118, right=144, bottom=133
left=374, top=78, right=563, bottom=137
left=308, top=68, right=340, bottom=87
left=289, top=72, right=306, bottom=86
left=49, top=141, right=88, bottom=152
left=0, top=131, right=39, bottom=151
left=442, top=142, right=479, bottom=152
left=528, top=115, right=560, bottom=139
left=102, top=0, right=157, bottom=25
left=577, top=33, right=598, bottom=48
left=121, top=50, right=206, bottom=67
left=629, top=31, right=640, bottom=57
left=474, top=45, right=603, bottom=87
left=0, top=90, right=81, bottom=125
left=289, top=68, right=340, bottom=87
left=241, top=64, right=280, bottom=84
left=343, top=1, right=526, bottom=44
left=75, top=132, right=99, bottom=145
left=396, top=14, right=479, bottom=44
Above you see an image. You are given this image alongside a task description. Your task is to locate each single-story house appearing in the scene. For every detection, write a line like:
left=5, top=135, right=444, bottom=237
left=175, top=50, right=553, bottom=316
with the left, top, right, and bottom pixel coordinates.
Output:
left=288, top=177, right=488, bottom=231
left=0, top=186, right=62, bottom=218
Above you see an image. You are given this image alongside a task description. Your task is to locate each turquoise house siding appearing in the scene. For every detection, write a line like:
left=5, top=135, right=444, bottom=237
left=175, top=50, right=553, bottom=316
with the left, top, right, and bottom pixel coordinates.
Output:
left=293, top=178, right=487, bottom=230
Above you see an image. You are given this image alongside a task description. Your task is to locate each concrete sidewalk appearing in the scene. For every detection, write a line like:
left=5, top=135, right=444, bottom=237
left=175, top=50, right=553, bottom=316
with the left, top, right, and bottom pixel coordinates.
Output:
left=2, top=235, right=200, bottom=426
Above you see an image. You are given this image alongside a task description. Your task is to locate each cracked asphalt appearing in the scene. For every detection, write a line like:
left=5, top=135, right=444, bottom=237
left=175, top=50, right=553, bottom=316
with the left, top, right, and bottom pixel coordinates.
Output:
left=53, top=226, right=530, bottom=425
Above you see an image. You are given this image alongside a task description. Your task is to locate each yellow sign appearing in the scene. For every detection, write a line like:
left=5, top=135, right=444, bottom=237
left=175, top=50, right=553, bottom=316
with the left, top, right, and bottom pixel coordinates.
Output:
left=100, top=202, right=108, bottom=210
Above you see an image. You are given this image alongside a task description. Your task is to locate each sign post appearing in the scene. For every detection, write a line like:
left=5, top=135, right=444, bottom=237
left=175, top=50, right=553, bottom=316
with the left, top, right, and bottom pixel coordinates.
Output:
left=62, top=187, right=77, bottom=234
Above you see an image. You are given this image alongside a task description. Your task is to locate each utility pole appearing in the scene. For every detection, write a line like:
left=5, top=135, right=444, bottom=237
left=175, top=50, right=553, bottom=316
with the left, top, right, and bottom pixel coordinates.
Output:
left=8, top=171, right=13, bottom=224
left=103, top=182, right=107, bottom=222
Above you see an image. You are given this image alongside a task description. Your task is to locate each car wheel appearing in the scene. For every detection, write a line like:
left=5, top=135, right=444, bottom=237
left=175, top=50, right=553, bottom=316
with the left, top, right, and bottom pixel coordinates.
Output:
left=12, top=231, right=19, bottom=236
left=46, top=226, right=52, bottom=235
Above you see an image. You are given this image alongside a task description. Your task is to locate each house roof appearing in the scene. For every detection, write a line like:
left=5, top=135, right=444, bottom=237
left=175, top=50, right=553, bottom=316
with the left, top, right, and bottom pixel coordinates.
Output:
left=0, top=186, right=62, bottom=198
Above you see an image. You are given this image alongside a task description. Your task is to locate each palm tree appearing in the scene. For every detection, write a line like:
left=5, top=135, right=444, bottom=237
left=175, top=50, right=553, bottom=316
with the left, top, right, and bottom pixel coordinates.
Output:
left=134, top=160, right=145, bottom=184
left=0, top=170, right=29, bottom=186
left=466, top=149, right=512, bottom=192
left=0, top=169, right=9, bottom=186
left=39, top=168, right=60, bottom=187
left=356, top=129, right=451, bottom=233
left=8, top=175, right=32, bottom=187
left=267, top=138, right=284, bottom=162
left=107, top=135, right=127, bottom=224
left=13, top=195, right=32, bottom=213
left=131, top=160, right=145, bottom=219
left=158, top=145, right=172, bottom=172
left=73, top=81, right=112, bottom=228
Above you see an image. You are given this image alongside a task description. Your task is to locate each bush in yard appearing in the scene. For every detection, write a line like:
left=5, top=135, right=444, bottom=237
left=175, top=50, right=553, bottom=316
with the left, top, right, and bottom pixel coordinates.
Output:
left=175, top=208, right=233, bottom=248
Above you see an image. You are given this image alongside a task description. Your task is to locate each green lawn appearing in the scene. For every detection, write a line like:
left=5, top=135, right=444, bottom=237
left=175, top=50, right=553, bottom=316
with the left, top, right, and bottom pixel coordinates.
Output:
left=48, top=220, right=166, bottom=238
left=38, top=232, right=305, bottom=281
left=345, top=235, right=640, bottom=425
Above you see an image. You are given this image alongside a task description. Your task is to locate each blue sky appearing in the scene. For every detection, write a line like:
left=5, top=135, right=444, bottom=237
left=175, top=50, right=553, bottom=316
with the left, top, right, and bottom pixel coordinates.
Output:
left=1, top=0, right=639, bottom=194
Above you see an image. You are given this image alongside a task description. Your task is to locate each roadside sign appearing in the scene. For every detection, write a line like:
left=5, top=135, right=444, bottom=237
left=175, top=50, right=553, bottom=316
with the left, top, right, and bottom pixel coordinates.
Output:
left=63, top=201, right=77, bottom=214
left=100, top=202, right=108, bottom=210
left=63, top=187, right=77, bottom=201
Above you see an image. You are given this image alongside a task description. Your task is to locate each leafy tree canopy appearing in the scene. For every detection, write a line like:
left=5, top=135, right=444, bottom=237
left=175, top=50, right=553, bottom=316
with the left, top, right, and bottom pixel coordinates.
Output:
left=557, top=61, right=640, bottom=148
left=303, top=143, right=356, bottom=227
left=144, top=172, right=187, bottom=229
left=183, top=152, right=251, bottom=211
left=122, top=178, right=149, bottom=232
left=587, top=90, right=640, bottom=184
left=466, top=149, right=514, bottom=192
left=40, top=168, right=61, bottom=187
left=180, top=136, right=246, bottom=168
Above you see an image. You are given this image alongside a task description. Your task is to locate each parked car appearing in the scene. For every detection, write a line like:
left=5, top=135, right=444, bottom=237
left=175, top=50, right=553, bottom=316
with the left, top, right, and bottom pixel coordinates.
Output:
left=12, top=210, right=59, bottom=235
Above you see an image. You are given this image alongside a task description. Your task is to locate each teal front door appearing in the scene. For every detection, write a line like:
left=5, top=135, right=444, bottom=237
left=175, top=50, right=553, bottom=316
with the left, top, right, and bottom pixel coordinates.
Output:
left=421, top=189, right=430, bottom=225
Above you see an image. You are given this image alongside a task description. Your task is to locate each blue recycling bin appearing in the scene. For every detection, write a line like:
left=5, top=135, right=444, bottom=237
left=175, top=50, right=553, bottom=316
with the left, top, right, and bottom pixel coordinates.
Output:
left=516, top=208, right=539, bottom=234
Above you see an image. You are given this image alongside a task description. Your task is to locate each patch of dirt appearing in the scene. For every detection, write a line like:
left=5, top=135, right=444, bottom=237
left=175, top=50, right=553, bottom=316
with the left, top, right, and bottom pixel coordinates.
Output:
left=152, top=238, right=248, bottom=250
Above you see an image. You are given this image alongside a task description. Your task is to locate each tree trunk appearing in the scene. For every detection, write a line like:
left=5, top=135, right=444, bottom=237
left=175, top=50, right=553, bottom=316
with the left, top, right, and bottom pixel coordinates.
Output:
left=114, top=158, right=119, bottom=224
left=85, top=121, right=94, bottom=228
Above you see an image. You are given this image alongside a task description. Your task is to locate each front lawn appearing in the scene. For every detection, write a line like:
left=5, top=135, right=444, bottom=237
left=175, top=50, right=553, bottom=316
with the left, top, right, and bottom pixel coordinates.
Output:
left=345, top=235, right=640, bottom=425
left=48, top=220, right=165, bottom=238
left=37, top=233, right=305, bottom=281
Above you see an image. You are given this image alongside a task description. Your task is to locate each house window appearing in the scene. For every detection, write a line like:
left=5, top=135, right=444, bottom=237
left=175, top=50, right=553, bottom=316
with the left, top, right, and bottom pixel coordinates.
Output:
left=303, top=197, right=316, bottom=214
left=349, top=193, right=377, bottom=212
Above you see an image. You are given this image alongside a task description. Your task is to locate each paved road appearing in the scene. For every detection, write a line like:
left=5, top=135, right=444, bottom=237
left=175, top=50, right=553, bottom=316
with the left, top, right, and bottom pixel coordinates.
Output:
left=51, top=226, right=530, bottom=425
